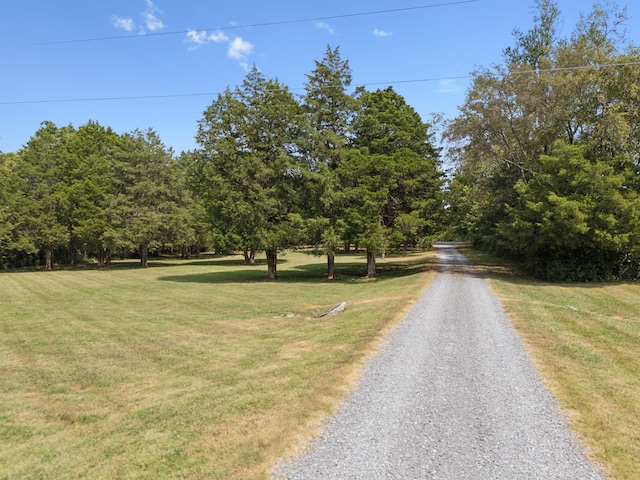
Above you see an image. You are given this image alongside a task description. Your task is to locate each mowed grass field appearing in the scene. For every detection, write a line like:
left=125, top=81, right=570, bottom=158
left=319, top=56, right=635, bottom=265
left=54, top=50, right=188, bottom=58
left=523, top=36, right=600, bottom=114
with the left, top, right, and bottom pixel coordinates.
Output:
left=460, top=246, right=640, bottom=480
left=0, top=250, right=438, bottom=479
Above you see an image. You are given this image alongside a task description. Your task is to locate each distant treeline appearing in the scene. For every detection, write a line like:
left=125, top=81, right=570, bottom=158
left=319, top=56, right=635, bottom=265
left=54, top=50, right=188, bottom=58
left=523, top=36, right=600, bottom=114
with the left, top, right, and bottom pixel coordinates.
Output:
left=0, top=46, right=445, bottom=279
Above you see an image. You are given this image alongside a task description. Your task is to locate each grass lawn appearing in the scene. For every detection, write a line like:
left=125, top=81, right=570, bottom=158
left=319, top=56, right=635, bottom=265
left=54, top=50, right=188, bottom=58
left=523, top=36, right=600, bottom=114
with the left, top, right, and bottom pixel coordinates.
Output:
left=0, top=250, right=438, bottom=479
left=460, top=245, right=640, bottom=480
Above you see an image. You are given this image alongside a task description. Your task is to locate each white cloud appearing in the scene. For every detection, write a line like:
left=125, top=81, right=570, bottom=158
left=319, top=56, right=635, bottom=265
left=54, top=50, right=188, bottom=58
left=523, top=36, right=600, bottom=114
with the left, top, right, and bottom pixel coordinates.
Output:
left=372, top=28, right=392, bottom=37
left=112, top=1, right=164, bottom=34
left=209, top=31, right=229, bottom=43
left=316, top=22, right=335, bottom=35
left=185, top=29, right=230, bottom=50
left=186, top=29, right=208, bottom=45
left=186, top=30, right=253, bottom=69
left=436, top=79, right=462, bottom=93
left=228, top=37, right=253, bottom=61
left=112, top=16, right=135, bottom=32
left=143, top=0, right=164, bottom=32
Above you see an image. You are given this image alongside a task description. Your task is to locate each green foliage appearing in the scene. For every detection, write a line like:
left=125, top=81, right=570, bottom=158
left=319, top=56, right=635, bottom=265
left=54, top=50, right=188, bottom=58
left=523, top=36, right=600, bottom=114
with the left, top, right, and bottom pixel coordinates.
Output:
left=0, top=50, right=446, bottom=274
left=194, top=67, right=307, bottom=278
left=340, top=87, right=443, bottom=275
left=447, top=1, right=640, bottom=281
left=301, top=45, right=356, bottom=277
left=303, top=45, right=355, bottom=171
left=497, top=141, right=639, bottom=280
left=9, top=122, right=72, bottom=270
left=0, top=152, right=22, bottom=268
left=0, top=122, right=200, bottom=269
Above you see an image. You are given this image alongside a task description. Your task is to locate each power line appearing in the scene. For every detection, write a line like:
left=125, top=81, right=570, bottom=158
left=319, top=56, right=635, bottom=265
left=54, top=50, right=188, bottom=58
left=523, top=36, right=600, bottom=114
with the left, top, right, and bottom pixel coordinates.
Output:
left=0, top=92, right=219, bottom=106
left=2, top=76, right=472, bottom=105
left=1, top=1, right=479, bottom=48
left=509, top=61, right=640, bottom=75
left=3, top=62, right=640, bottom=106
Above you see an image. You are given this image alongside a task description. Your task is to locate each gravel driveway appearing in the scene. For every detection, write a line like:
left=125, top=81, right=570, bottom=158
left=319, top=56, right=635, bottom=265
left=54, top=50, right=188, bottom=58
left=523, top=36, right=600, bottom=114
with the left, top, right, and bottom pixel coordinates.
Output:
left=273, top=243, right=607, bottom=479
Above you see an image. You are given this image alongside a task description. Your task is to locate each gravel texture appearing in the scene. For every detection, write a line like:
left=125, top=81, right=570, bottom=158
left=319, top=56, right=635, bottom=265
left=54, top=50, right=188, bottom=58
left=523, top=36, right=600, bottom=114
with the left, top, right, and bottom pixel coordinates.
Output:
left=272, top=243, right=607, bottom=479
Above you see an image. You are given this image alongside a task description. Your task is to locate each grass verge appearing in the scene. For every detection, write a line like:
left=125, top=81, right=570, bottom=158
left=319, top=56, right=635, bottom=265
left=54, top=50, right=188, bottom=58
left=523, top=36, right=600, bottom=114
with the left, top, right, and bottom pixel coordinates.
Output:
left=460, top=245, right=640, bottom=480
left=0, top=250, right=438, bottom=479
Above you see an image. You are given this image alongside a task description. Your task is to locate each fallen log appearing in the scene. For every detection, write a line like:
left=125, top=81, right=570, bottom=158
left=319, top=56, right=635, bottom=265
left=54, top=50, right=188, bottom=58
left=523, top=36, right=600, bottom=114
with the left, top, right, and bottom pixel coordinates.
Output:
left=317, top=302, right=346, bottom=318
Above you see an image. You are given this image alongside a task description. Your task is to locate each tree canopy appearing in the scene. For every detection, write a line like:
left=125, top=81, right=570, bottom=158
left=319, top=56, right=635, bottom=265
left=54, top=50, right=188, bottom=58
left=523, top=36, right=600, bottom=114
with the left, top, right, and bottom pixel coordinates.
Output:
left=0, top=49, right=444, bottom=278
left=5, top=2, right=639, bottom=282
left=193, top=67, right=307, bottom=279
left=0, top=122, right=201, bottom=269
left=446, top=0, right=640, bottom=280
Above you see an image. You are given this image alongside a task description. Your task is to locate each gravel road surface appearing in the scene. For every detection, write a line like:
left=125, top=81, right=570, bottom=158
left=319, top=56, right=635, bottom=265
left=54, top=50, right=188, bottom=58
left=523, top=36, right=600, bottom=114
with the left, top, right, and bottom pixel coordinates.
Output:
left=273, top=243, right=607, bottom=479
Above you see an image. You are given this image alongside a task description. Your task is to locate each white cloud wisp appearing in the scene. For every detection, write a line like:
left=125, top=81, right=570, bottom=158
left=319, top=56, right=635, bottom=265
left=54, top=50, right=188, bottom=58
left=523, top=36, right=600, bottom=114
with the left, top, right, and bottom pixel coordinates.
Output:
left=372, top=28, right=392, bottom=37
left=143, top=0, right=165, bottom=32
left=112, top=0, right=164, bottom=35
left=316, top=22, right=335, bottom=35
left=112, top=16, right=135, bottom=32
left=186, top=29, right=229, bottom=47
left=186, top=29, right=254, bottom=70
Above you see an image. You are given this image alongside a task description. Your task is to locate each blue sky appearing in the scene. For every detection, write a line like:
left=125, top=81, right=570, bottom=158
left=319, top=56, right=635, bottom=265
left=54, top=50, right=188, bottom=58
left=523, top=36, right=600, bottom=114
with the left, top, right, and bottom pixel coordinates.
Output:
left=2, top=1, right=640, bottom=154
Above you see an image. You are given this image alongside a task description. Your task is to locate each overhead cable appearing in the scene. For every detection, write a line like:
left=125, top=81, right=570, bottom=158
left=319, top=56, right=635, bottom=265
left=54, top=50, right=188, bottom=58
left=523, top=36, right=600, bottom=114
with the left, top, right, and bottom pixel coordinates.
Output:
left=3, top=62, right=640, bottom=106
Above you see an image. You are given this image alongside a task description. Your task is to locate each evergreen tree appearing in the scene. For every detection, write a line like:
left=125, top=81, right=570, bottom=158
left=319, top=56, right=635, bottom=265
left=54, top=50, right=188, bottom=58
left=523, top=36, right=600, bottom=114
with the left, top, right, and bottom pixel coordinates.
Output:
left=65, top=121, right=118, bottom=266
left=0, top=152, right=20, bottom=268
left=343, top=87, right=443, bottom=277
left=195, top=67, right=307, bottom=279
left=302, top=45, right=356, bottom=278
left=109, top=129, right=184, bottom=267
left=11, top=122, right=73, bottom=270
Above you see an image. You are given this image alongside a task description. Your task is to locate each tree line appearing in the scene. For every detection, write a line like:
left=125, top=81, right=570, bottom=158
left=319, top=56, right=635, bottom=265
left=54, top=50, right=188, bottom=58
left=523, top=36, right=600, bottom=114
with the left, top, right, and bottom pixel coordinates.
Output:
left=0, top=123, right=204, bottom=271
left=446, top=0, right=640, bottom=281
left=0, top=46, right=444, bottom=278
left=5, top=1, right=637, bottom=282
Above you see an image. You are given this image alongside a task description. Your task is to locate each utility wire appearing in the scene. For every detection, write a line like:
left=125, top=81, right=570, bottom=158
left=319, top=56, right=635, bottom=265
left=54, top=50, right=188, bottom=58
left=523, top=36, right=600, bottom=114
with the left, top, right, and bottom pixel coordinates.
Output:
left=3, top=62, right=640, bottom=106
left=0, top=76, right=472, bottom=105
left=1, top=0, right=479, bottom=48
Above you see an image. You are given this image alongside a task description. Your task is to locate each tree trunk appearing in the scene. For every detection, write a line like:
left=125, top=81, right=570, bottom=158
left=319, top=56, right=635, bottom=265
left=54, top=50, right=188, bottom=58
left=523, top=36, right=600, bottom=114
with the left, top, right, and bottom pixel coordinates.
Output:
left=366, top=249, right=376, bottom=278
left=140, top=245, right=149, bottom=268
left=402, top=243, right=408, bottom=257
left=105, top=248, right=112, bottom=267
left=266, top=249, right=278, bottom=280
left=327, top=253, right=335, bottom=280
left=98, top=248, right=105, bottom=268
left=244, top=247, right=256, bottom=265
left=45, top=247, right=54, bottom=271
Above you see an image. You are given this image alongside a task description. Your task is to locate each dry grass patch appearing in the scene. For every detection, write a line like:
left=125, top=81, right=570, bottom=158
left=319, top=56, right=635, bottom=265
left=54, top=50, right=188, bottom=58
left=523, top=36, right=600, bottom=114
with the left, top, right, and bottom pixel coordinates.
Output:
left=461, top=246, right=640, bottom=480
left=0, top=250, right=438, bottom=479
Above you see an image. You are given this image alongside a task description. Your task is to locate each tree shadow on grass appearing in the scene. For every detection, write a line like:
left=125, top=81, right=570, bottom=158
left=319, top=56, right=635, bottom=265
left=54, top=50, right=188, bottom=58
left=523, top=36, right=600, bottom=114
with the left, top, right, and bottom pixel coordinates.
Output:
left=0, top=256, right=286, bottom=274
left=181, top=258, right=274, bottom=267
left=157, top=255, right=440, bottom=285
